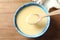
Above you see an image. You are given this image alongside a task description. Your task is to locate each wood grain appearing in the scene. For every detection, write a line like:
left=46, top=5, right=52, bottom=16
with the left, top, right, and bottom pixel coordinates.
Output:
left=0, top=0, right=31, bottom=40
left=0, top=0, right=60, bottom=40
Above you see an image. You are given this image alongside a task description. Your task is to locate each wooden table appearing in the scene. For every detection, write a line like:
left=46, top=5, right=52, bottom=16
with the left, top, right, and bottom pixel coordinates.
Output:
left=0, top=0, right=60, bottom=40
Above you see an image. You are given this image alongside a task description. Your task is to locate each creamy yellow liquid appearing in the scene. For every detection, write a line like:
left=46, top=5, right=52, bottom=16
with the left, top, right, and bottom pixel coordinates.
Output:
left=16, top=5, right=47, bottom=35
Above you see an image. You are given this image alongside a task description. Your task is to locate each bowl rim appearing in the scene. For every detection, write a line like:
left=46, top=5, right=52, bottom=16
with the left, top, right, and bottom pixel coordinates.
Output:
left=13, top=2, right=50, bottom=38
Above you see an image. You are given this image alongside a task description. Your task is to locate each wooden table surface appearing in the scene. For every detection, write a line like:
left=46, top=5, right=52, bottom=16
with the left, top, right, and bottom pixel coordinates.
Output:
left=0, top=0, right=60, bottom=40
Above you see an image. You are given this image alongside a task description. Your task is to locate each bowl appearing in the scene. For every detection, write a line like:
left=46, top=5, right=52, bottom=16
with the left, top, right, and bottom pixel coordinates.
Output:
left=14, top=2, right=50, bottom=38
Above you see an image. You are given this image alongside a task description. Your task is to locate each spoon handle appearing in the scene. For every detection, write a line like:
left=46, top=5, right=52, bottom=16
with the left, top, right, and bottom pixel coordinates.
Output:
left=43, top=10, right=60, bottom=17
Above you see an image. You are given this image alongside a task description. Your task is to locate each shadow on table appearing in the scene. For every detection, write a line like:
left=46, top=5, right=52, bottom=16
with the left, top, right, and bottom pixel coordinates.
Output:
left=28, top=8, right=60, bottom=40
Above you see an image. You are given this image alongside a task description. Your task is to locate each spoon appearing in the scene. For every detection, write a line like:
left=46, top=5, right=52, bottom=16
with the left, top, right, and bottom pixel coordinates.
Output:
left=26, top=10, right=60, bottom=25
